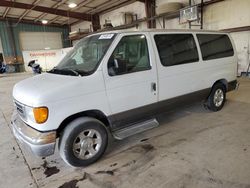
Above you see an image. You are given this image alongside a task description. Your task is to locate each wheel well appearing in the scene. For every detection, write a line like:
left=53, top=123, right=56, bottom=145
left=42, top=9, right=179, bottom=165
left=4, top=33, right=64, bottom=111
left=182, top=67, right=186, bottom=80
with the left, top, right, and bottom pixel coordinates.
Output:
left=57, top=110, right=110, bottom=137
left=213, top=79, right=228, bottom=91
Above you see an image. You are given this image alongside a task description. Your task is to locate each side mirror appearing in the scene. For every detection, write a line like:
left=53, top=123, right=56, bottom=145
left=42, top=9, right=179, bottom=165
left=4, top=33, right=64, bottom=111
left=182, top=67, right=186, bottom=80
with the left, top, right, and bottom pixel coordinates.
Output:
left=108, top=58, right=127, bottom=76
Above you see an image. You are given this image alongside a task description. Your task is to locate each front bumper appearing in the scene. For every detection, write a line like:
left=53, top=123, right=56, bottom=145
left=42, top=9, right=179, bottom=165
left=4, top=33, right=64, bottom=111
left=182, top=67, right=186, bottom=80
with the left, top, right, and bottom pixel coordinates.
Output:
left=11, top=112, right=56, bottom=157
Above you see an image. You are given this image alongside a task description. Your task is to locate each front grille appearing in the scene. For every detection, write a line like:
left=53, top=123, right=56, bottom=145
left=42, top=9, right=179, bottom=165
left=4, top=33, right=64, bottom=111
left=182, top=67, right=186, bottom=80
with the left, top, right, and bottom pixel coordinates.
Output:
left=14, top=101, right=25, bottom=118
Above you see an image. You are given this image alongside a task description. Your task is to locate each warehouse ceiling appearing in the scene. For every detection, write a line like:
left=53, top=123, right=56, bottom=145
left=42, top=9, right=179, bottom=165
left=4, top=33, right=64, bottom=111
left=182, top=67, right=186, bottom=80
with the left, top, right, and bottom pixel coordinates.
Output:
left=0, top=0, right=139, bottom=26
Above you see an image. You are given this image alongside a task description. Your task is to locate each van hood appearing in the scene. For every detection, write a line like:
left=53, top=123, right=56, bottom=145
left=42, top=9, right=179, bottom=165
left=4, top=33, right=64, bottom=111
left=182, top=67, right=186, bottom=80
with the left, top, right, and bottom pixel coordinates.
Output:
left=12, top=72, right=102, bottom=107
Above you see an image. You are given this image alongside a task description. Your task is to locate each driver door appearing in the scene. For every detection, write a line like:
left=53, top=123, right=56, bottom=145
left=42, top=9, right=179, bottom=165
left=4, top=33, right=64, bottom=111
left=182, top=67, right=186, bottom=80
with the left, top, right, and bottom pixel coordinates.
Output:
left=103, top=33, right=158, bottom=129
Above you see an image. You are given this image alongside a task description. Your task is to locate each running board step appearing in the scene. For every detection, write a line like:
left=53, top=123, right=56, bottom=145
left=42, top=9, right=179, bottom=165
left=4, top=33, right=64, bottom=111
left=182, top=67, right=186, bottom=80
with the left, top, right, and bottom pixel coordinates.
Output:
left=112, top=119, right=159, bottom=140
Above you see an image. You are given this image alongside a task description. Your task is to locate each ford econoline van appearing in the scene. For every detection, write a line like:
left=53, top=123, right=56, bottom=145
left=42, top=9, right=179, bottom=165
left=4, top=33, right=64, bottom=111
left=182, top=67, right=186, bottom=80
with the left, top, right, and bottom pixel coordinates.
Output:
left=11, top=29, right=238, bottom=167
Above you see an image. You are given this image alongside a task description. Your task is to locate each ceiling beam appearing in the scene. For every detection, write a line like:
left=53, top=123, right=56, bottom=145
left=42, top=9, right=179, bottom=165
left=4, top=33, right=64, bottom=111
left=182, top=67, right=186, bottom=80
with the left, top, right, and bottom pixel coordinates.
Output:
left=63, top=0, right=102, bottom=18
left=69, top=0, right=136, bottom=26
left=2, top=7, right=10, bottom=18
left=2, top=0, right=14, bottom=18
left=47, top=9, right=76, bottom=24
left=76, top=0, right=99, bottom=10
left=91, top=0, right=137, bottom=15
left=67, top=19, right=84, bottom=26
left=85, top=0, right=115, bottom=14
left=35, top=0, right=68, bottom=22
left=49, top=15, right=62, bottom=23
left=0, top=16, right=65, bottom=27
left=57, top=0, right=109, bottom=25
left=18, top=0, right=42, bottom=23
left=0, top=0, right=92, bottom=21
left=47, top=0, right=97, bottom=24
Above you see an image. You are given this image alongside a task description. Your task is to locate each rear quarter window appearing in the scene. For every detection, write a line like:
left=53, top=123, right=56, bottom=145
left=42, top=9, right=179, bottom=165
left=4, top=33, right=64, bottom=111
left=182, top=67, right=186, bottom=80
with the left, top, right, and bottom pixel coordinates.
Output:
left=154, top=34, right=199, bottom=67
left=197, top=34, right=234, bottom=61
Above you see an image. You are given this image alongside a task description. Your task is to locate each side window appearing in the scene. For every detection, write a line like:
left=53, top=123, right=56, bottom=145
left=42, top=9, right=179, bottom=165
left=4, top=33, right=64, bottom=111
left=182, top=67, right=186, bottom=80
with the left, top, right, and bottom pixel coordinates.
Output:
left=154, top=34, right=199, bottom=67
left=108, top=35, right=150, bottom=76
left=197, top=34, right=234, bottom=60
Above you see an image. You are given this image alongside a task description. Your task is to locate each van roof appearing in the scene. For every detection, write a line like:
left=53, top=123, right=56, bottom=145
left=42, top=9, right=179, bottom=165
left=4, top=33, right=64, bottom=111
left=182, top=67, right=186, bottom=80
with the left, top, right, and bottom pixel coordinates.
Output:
left=94, top=29, right=228, bottom=35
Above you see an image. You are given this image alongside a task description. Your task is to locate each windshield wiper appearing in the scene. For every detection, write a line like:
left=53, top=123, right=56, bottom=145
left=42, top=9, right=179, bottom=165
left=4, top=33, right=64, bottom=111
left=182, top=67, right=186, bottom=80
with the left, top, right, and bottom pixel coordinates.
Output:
left=62, top=68, right=80, bottom=76
left=48, top=67, right=82, bottom=76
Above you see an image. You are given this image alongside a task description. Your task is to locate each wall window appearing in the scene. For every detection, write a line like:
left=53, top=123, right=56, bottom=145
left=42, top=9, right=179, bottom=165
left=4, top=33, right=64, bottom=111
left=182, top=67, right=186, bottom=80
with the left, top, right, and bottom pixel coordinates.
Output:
left=108, top=35, right=150, bottom=76
left=197, top=34, right=234, bottom=60
left=154, top=34, right=199, bottom=67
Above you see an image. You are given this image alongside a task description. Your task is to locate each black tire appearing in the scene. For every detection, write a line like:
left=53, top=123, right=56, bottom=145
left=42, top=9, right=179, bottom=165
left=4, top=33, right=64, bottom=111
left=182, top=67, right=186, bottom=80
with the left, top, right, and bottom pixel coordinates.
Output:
left=207, top=83, right=226, bottom=112
left=59, top=117, right=108, bottom=167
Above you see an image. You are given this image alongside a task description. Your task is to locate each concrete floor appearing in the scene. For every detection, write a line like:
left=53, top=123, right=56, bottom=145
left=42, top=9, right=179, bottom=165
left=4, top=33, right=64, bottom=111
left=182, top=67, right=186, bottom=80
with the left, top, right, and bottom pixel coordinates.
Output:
left=0, top=73, right=250, bottom=188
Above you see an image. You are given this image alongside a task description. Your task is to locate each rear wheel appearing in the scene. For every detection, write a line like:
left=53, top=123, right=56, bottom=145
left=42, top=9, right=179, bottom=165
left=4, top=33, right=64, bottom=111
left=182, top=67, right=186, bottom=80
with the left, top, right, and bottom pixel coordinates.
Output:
left=206, top=83, right=226, bottom=112
left=59, top=117, right=108, bottom=167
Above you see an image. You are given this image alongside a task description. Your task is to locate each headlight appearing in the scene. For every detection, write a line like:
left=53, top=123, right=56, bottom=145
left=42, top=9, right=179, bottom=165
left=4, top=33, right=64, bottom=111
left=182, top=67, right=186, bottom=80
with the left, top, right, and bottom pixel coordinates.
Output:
left=24, top=105, right=35, bottom=122
left=33, top=107, right=49, bottom=124
left=24, top=106, right=48, bottom=124
left=14, top=100, right=49, bottom=124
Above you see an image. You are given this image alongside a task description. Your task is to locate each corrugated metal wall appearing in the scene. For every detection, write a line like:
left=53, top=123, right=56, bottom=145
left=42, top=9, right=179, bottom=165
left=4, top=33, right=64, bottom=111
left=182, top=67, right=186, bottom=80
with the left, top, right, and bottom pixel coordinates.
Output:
left=0, top=21, right=13, bottom=56
left=0, top=21, right=70, bottom=63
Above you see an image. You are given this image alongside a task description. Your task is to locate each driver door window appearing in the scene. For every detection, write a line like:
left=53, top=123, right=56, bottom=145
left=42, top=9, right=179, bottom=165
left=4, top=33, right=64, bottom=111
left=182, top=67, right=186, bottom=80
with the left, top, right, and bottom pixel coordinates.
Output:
left=108, top=35, right=151, bottom=76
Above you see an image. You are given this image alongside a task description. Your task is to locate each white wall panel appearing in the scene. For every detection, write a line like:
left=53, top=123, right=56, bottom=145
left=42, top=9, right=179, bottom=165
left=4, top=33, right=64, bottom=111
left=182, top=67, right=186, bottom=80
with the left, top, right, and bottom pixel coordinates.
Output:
left=71, top=21, right=92, bottom=32
left=156, top=17, right=189, bottom=29
left=203, top=0, right=250, bottom=30
left=231, top=31, right=250, bottom=75
left=156, top=0, right=187, bottom=6
left=19, top=32, right=63, bottom=51
left=71, top=0, right=250, bottom=32
left=100, top=1, right=147, bottom=29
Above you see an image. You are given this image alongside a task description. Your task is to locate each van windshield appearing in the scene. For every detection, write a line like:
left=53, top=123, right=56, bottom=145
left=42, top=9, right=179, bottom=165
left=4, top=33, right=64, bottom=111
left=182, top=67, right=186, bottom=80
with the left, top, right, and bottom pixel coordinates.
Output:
left=48, top=33, right=116, bottom=76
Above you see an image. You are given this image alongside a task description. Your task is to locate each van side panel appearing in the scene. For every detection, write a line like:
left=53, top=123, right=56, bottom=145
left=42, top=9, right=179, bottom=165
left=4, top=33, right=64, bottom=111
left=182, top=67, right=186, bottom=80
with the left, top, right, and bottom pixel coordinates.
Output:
left=107, top=32, right=236, bottom=131
left=192, top=33, right=237, bottom=92
left=190, top=57, right=237, bottom=93
left=151, top=32, right=237, bottom=104
left=151, top=32, right=208, bottom=102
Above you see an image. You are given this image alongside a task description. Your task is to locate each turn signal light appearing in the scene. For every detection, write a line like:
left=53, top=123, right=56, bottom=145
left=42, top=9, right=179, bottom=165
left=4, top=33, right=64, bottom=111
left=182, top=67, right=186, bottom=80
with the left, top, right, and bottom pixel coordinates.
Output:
left=33, top=107, right=48, bottom=124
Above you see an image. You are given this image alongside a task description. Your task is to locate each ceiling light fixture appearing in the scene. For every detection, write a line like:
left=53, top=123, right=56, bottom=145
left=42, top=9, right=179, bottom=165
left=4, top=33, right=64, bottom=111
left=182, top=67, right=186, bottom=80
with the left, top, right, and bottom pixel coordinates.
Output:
left=68, top=3, right=77, bottom=8
left=41, top=20, right=48, bottom=24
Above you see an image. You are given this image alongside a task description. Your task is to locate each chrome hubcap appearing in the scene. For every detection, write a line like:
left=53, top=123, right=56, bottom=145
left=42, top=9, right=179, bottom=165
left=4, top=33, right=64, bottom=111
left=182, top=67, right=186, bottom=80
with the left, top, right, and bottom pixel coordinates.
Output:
left=213, top=89, right=224, bottom=107
left=73, top=129, right=102, bottom=160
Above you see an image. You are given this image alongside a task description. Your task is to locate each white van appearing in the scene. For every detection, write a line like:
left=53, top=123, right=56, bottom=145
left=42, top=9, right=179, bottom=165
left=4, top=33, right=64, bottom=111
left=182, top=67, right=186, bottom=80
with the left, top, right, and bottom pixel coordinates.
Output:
left=11, top=29, right=238, bottom=167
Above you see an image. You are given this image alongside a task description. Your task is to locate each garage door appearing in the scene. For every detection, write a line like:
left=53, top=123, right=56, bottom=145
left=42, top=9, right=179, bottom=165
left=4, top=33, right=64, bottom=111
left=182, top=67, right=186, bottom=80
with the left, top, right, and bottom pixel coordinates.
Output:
left=19, top=32, right=63, bottom=51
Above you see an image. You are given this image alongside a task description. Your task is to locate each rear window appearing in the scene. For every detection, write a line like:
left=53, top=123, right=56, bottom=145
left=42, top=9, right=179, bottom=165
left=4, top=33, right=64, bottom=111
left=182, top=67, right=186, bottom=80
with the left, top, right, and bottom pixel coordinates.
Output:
left=197, top=34, right=234, bottom=61
left=154, top=34, right=199, bottom=67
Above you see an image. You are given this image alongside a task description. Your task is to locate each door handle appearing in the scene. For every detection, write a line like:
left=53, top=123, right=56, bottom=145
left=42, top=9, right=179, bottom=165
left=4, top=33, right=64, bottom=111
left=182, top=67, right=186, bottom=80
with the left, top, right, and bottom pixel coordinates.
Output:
left=152, top=82, right=156, bottom=91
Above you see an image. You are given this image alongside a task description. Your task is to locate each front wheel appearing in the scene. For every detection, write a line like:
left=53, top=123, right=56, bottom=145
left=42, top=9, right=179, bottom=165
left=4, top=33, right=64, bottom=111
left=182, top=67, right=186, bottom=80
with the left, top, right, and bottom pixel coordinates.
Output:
left=206, top=83, right=226, bottom=112
left=59, top=117, right=108, bottom=167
